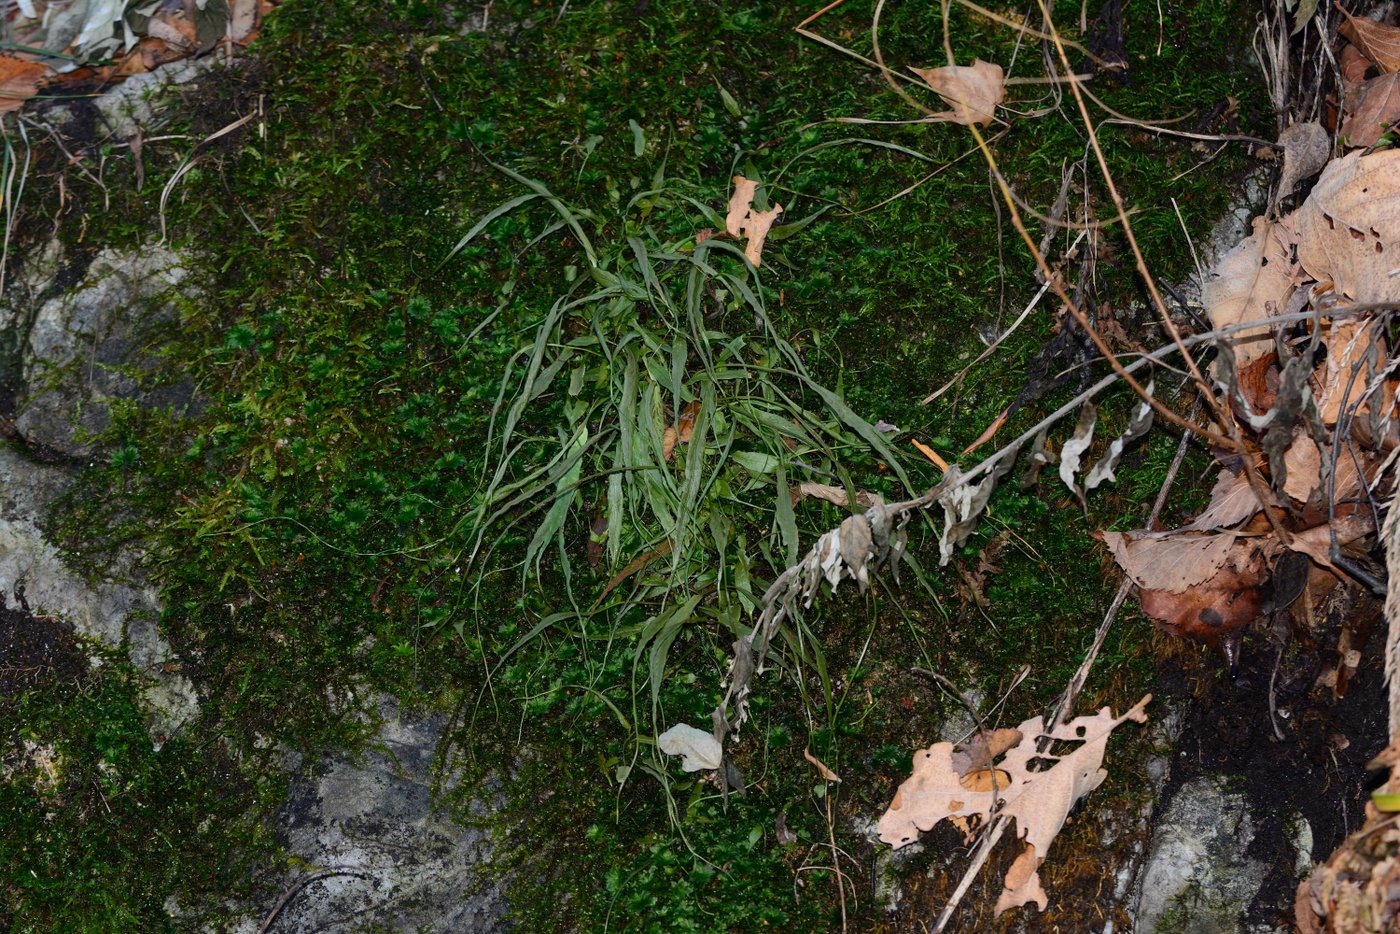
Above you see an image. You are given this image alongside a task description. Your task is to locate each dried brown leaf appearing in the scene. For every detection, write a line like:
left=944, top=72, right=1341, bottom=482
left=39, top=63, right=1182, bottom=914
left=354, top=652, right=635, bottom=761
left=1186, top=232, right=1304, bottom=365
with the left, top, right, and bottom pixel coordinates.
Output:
left=1183, top=468, right=1277, bottom=531
left=1098, top=530, right=1243, bottom=593
left=1202, top=216, right=1296, bottom=368
left=794, top=482, right=881, bottom=509
left=1340, top=72, right=1400, bottom=148
left=0, top=56, right=47, bottom=115
left=878, top=696, right=1151, bottom=918
left=725, top=175, right=782, bottom=266
left=725, top=176, right=758, bottom=237
left=1282, top=431, right=1369, bottom=504
left=1296, top=149, right=1400, bottom=303
left=803, top=747, right=841, bottom=782
left=908, top=59, right=1005, bottom=127
left=1277, top=122, right=1331, bottom=201
left=1137, top=554, right=1267, bottom=650
left=1339, top=5, right=1400, bottom=74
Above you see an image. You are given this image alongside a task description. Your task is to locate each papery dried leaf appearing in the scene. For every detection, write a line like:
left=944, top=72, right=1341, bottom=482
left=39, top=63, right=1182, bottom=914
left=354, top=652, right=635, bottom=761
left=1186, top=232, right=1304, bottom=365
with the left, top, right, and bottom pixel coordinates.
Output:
left=1318, top=319, right=1375, bottom=425
left=950, top=727, right=1024, bottom=776
left=1085, top=387, right=1154, bottom=491
left=908, top=59, right=1005, bottom=127
left=1341, top=72, right=1400, bottom=148
left=1021, top=427, right=1056, bottom=489
left=1292, top=0, right=1321, bottom=34
left=1202, top=216, right=1296, bottom=368
left=1099, top=530, right=1243, bottom=593
left=658, top=723, right=723, bottom=772
left=1184, top=468, right=1277, bottom=531
left=1287, top=507, right=1377, bottom=570
left=794, top=482, right=881, bottom=509
left=879, top=696, right=1151, bottom=918
left=1341, top=41, right=1373, bottom=87
left=964, top=406, right=1009, bottom=455
left=742, top=204, right=783, bottom=266
left=1282, top=430, right=1369, bottom=504
left=838, top=514, right=875, bottom=592
left=1296, top=150, right=1400, bottom=303
left=912, top=438, right=950, bottom=470
left=1058, top=403, right=1097, bottom=502
left=1339, top=6, right=1400, bottom=74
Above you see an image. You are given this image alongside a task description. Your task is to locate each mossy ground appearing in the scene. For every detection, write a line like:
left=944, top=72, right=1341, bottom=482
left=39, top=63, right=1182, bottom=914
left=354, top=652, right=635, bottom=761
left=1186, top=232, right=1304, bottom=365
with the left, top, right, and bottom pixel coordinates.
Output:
left=1, top=0, right=1268, bottom=929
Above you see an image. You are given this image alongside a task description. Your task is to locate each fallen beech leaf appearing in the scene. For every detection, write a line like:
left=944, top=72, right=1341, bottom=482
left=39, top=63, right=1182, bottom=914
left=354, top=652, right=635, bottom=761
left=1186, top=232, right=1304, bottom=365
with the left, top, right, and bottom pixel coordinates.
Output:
left=912, top=438, right=949, bottom=471
left=1339, top=4, right=1400, bottom=74
left=1340, top=72, right=1400, bottom=148
left=1137, top=552, right=1267, bottom=652
left=658, top=723, right=722, bottom=772
left=1202, top=215, right=1296, bottom=368
left=909, top=59, right=1005, bottom=127
left=1099, top=530, right=1243, bottom=593
left=1296, top=150, right=1400, bottom=304
left=879, top=696, right=1151, bottom=917
left=803, top=747, right=841, bottom=782
left=0, top=56, right=47, bottom=115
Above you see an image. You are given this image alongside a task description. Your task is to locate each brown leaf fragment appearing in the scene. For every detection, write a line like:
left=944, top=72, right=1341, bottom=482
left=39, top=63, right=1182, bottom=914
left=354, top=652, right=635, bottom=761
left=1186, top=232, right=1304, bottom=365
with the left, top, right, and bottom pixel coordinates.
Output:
left=793, top=482, right=881, bottom=509
left=803, top=747, right=841, bottom=782
left=1286, top=507, right=1377, bottom=571
left=1098, top=530, right=1242, bottom=593
left=1137, top=555, right=1266, bottom=652
left=950, top=727, right=1023, bottom=776
left=959, top=768, right=1012, bottom=792
left=0, top=56, right=48, bottom=115
left=662, top=401, right=699, bottom=461
left=1183, top=468, right=1276, bottom=532
left=1340, top=72, right=1400, bottom=148
left=908, top=59, right=1006, bottom=127
left=725, top=176, right=758, bottom=237
left=1340, top=41, right=1373, bottom=88
left=1282, top=430, right=1369, bottom=505
left=1338, top=4, right=1400, bottom=74
left=725, top=175, right=782, bottom=266
left=996, top=842, right=1049, bottom=916
left=1318, top=318, right=1375, bottom=425
left=1296, top=149, right=1400, bottom=304
left=838, top=514, right=874, bottom=592
left=1277, top=122, right=1331, bottom=203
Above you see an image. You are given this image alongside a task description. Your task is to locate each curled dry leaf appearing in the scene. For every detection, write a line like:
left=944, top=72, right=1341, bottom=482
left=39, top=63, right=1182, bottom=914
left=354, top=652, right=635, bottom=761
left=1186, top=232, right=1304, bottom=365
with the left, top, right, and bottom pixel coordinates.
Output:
left=878, top=696, right=1151, bottom=917
left=1317, top=319, right=1377, bottom=425
left=793, top=482, right=882, bottom=509
left=1201, top=216, right=1297, bottom=369
left=1340, top=42, right=1373, bottom=88
left=908, top=59, right=1005, bottom=127
left=658, top=723, right=723, bottom=772
left=1282, top=430, right=1370, bottom=504
left=1286, top=505, right=1377, bottom=571
left=1296, top=150, right=1400, bottom=304
left=1276, top=122, right=1331, bottom=203
left=950, top=728, right=1023, bottom=776
left=1340, top=72, right=1400, bottom=148
left=1058, top=404, right=1097, bottom=503
left=661, top=401, right=699, bottom=461
left=1084, top=389, right=1154, bottom=492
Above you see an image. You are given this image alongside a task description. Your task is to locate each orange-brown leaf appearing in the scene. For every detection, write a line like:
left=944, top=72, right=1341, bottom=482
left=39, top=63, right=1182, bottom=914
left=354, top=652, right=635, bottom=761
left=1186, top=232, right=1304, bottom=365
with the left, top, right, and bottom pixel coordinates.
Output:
left=1339, top=5, right=1400, bottom=74
left=908, top=59, right=1005, bottom=127
left=1341, top=72, right=1400, bottom=148
left=0, top=56, right=47, bottom=115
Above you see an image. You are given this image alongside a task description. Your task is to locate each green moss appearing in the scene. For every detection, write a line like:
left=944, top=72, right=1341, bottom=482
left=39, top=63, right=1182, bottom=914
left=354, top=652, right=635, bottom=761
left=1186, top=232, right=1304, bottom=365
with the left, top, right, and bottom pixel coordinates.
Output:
left=2, top=0, right=1270, bottom=926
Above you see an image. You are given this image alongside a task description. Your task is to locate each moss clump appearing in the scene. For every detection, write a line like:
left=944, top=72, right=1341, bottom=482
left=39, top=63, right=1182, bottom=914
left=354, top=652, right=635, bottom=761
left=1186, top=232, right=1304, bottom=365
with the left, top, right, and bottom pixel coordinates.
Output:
left=1, top=0, right=1271, bottom=927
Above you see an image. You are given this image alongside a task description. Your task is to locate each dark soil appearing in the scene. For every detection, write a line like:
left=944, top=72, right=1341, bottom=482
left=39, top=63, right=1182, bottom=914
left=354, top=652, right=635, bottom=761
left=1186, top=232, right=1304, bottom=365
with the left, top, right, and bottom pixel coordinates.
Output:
left=1154, top=589, right=1391, bottom=929
left=0, top=597, right=87, bottom=697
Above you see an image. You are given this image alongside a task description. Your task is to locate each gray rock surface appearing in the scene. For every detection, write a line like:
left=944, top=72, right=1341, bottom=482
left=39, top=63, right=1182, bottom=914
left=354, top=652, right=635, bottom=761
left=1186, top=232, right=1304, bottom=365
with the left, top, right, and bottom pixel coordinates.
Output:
left=243, top=698, right=507, bottom=933
left=8, top=242, right=189, bottom=457
left=0, top=444, right=197, bottom=740
left=1133, top=776, right=1270, bottom=933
